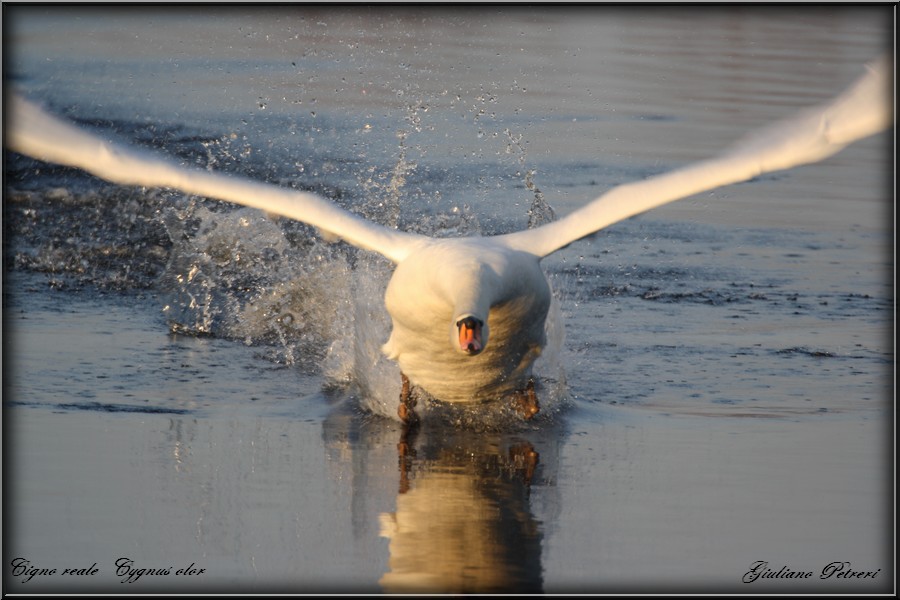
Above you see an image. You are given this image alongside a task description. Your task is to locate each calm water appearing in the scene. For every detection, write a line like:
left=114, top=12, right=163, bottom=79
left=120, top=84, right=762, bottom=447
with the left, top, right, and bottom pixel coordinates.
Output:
left=3, top=6, right=893, bottom=594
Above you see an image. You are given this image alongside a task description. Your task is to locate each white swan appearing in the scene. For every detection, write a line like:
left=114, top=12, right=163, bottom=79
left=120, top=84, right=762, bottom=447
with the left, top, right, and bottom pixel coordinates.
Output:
left=6, top=56, right=891, bottom=421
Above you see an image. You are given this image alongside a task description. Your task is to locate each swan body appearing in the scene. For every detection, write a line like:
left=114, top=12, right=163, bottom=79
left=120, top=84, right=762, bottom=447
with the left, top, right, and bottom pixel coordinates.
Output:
left=5, top=56, right=891, bottom=417
left=383, top=238, right=550, bottom=404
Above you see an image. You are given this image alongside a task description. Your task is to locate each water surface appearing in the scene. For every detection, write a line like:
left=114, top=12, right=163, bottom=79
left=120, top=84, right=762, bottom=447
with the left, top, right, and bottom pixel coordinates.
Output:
left=3, top=5, right=893, bottom=594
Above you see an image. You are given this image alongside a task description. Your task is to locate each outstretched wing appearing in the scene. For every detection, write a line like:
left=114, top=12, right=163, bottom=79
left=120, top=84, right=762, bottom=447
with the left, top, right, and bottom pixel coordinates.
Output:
left=496, top=56, right=892, bottom=259
left=5, top=94, right=426, bottom=264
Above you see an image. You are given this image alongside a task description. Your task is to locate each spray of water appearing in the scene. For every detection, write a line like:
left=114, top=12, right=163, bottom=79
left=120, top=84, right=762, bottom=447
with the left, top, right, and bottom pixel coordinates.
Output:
left=504, top=128, right=556, bottom=229
left=155, top=94, right=568, bottom=427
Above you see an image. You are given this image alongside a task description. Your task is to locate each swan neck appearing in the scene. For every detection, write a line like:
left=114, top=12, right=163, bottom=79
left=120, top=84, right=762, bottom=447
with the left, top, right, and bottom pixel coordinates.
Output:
left=451, top=278, right=494, bottom=324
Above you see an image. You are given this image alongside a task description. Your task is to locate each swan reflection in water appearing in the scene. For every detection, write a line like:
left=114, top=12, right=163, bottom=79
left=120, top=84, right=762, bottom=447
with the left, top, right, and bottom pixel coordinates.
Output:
left=323, top=402, right=564, bottom=594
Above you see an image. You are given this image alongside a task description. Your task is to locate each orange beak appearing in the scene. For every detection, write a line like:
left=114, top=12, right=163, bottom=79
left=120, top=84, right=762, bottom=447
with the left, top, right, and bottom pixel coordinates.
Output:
left=457, top=317, right=483, bottom=354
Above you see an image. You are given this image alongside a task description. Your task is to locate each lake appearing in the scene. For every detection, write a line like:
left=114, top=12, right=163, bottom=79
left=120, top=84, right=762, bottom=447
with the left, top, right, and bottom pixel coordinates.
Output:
left=3, top=5, right=893, bottom=594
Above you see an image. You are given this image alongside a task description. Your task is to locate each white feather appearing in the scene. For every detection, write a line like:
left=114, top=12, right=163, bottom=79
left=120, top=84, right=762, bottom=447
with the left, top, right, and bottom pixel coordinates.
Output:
left=5, top=94, right=424, bottom=265
left=495, top=55, right=892, bottom=258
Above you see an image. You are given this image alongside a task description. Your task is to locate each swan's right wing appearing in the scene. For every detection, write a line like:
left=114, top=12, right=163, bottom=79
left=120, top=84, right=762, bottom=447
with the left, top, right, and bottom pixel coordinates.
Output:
left=5, top=94, right=426, bottom=264
left=496, top=56, right=892, bottom=259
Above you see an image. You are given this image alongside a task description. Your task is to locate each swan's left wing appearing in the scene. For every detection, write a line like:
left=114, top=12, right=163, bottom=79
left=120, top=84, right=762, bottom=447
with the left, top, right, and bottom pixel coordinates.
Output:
left=496, top=56, right=892, bottom=259
left=5, top=94, right=426, bottom=264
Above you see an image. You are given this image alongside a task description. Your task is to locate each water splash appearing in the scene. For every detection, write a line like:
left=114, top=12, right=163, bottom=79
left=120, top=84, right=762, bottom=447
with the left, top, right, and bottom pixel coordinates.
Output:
left=504, top=128, right=556, bottom=229
left=357, top=101, right=428, bottom=228
left=321, top=255, right=400, bottom=418
left=154, top=203, right=565, bottom=425
left=149, top=93, right=570, bottom=426
left=9, top=97, right=569, bottom=427
left=159, top=200, right=351, bottom=370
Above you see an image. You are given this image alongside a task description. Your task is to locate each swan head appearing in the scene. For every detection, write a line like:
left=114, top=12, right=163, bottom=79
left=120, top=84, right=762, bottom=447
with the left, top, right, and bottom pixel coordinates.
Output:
left=455, top=315, right=486, bottom=355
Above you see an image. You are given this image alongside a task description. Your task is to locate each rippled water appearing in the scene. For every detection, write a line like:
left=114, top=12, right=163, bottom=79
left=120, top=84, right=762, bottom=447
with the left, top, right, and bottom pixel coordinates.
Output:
left=3, top=6, right=893, bottom=594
